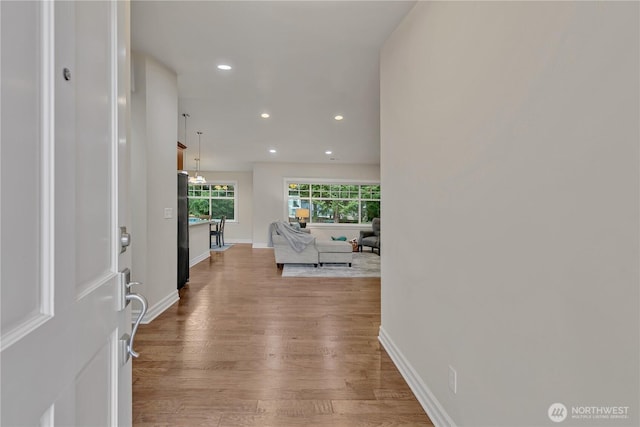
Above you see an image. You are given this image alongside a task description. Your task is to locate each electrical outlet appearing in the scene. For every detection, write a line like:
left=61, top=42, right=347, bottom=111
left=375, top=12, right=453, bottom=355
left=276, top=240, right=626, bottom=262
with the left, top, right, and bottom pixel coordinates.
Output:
left=448, top=365, right=457, bottom=394
left=164, top=208, right=173, bottom=219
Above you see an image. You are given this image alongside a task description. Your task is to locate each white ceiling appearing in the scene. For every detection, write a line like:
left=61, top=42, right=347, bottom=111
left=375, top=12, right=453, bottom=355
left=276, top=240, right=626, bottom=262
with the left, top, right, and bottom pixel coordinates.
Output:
left=131, top=1, right=415, bottom=171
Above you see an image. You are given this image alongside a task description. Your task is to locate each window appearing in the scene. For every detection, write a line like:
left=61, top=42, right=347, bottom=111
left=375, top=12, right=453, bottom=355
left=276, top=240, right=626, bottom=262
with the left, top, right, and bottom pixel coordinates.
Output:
left=188, top=182, right=237, bottom=221
left=287, top=182, right=380, bottom=224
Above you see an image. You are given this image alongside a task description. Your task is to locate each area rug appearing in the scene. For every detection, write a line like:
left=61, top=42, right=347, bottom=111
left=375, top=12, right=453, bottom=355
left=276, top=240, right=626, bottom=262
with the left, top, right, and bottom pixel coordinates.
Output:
left=210, top=244, right=233, bottom=252
left=282, top=252, right=380, bottom=278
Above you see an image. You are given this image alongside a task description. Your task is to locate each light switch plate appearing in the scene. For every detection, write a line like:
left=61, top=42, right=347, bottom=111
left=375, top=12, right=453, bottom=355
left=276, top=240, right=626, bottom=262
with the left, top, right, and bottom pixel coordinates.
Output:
left=164, top=208, right=172, bottom=219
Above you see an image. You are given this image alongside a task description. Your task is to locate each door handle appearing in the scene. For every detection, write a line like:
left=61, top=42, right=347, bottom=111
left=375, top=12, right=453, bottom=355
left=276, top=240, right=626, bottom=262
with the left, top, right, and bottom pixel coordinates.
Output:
left=118, top=268, right=148, bottom=363
left=125, top=292, right=147, bottom=358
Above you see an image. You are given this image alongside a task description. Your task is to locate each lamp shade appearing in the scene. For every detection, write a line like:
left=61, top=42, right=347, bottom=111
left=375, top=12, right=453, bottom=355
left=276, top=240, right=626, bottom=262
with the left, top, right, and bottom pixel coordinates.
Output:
left=295, top=208, right=309, bottom=219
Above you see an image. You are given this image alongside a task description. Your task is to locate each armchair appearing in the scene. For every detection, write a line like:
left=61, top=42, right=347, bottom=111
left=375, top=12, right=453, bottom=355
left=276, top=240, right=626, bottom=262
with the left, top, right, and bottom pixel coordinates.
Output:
left=359, top=217, right=380, bottom=255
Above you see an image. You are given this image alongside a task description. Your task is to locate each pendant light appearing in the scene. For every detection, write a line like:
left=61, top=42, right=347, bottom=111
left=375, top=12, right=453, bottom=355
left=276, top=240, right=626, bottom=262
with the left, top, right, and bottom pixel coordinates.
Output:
left=189, top=131, right=206, bottom=184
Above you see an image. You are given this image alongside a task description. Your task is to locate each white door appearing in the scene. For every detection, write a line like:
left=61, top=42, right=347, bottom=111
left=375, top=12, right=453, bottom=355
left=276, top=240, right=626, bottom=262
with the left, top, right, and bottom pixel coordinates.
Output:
left=1, top=1, right=140, bottom=425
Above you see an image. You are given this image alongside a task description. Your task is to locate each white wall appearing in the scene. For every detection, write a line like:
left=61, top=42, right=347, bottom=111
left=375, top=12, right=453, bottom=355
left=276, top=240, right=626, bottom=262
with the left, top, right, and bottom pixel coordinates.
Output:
left=131, top=53, right=179, bottom=320
left=131, top=53, right=149, bottom=314
left=380, top=2, right=638, bottom=426
left=252, top=162, right=380, bottom=247
left=195, top=170, right=253, bottom=243
left=188, top=222, right=211, bottom=267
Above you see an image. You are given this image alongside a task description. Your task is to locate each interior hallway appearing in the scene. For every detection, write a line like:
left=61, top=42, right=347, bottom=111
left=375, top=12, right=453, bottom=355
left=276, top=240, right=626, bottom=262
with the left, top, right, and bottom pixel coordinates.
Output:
left=133, top=244, right=431, bottom=426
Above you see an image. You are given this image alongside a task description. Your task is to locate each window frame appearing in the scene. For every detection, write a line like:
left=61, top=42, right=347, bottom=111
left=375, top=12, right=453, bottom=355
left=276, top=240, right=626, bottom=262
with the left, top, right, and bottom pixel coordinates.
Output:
left=188, top=180, right=239, bottom=222
left=283, top=178, right=380, bottom=226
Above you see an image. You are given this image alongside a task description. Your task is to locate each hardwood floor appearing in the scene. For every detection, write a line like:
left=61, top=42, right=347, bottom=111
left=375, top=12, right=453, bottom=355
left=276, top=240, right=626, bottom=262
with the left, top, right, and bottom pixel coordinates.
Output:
left=133, top=244, right=432, bottom=426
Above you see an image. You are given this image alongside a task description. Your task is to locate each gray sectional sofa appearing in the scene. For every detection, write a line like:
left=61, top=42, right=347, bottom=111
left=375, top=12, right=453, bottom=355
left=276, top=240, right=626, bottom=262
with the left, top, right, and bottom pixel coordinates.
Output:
left=270, top=221, right=352, bottom=268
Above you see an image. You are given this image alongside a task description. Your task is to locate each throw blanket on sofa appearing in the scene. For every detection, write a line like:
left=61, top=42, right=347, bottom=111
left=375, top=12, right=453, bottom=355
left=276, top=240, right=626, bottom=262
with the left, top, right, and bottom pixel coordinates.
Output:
left=268, top=221, right=315, bottom=253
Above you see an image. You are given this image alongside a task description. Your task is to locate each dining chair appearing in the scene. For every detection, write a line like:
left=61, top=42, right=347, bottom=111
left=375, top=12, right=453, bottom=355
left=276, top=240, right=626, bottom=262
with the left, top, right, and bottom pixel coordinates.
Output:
left=209, top=215, right=226, bottom=248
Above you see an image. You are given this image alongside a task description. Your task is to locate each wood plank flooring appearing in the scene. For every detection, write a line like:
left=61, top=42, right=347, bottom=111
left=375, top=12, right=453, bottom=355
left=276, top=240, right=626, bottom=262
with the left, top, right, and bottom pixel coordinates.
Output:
left=133, top=244, right=432, bottom=426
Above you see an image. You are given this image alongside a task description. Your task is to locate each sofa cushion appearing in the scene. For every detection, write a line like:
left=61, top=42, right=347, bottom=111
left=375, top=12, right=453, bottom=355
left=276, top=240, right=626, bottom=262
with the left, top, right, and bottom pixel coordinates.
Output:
left=316, top=240, right=352, bottom=253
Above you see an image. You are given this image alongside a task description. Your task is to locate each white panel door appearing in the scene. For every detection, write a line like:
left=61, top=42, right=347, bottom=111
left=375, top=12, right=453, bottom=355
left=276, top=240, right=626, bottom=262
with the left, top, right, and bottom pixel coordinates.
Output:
left=1, top=1, right=137, bottom=425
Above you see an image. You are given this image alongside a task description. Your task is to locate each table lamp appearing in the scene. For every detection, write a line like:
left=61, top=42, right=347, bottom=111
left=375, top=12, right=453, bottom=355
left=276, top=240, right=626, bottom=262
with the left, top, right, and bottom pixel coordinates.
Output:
left=296, top=208, right=310, bottom=228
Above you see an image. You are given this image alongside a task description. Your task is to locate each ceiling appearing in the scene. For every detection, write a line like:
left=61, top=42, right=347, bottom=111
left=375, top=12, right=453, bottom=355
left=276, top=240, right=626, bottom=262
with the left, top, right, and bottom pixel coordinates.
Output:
left=131, top=1, right=415, bottom=171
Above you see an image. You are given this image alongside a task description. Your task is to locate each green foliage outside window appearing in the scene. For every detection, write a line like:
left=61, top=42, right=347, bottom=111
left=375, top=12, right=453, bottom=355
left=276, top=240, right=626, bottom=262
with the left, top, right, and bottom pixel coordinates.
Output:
left=189, top=199, right=210, bottom=217
left=211, top=199, right=234, bottom=220
left=360, top=200, right=380, bottom=223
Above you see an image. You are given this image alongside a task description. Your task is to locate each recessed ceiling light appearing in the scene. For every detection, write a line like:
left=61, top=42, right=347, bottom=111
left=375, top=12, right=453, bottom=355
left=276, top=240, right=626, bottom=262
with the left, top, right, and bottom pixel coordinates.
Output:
left=217, top=64, right=232, bottom=70
left=261, top=113, right=270, bottom=119
left=325, top=150, right=332, bottom=155
left=269, top=149, right=277, bottom=154
left=334, top=115, right=344, bottom=121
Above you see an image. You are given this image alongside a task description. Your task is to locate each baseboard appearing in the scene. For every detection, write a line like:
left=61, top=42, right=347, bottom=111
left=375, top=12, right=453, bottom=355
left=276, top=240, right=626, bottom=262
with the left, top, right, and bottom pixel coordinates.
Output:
left=226, top=238, right=252, bottom=244
left=252, top=242, right=272, bottom=249
left=378, top=326, right=457, bottom=427
left=133, top=290, right=180, bottom=324
left=189, top=251, right=210, bottom=268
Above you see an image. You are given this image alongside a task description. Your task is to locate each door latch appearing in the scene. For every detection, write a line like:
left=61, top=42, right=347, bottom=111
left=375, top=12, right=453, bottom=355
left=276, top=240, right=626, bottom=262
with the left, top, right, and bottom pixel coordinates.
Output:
left=120, top=226, right=131, bottom=253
